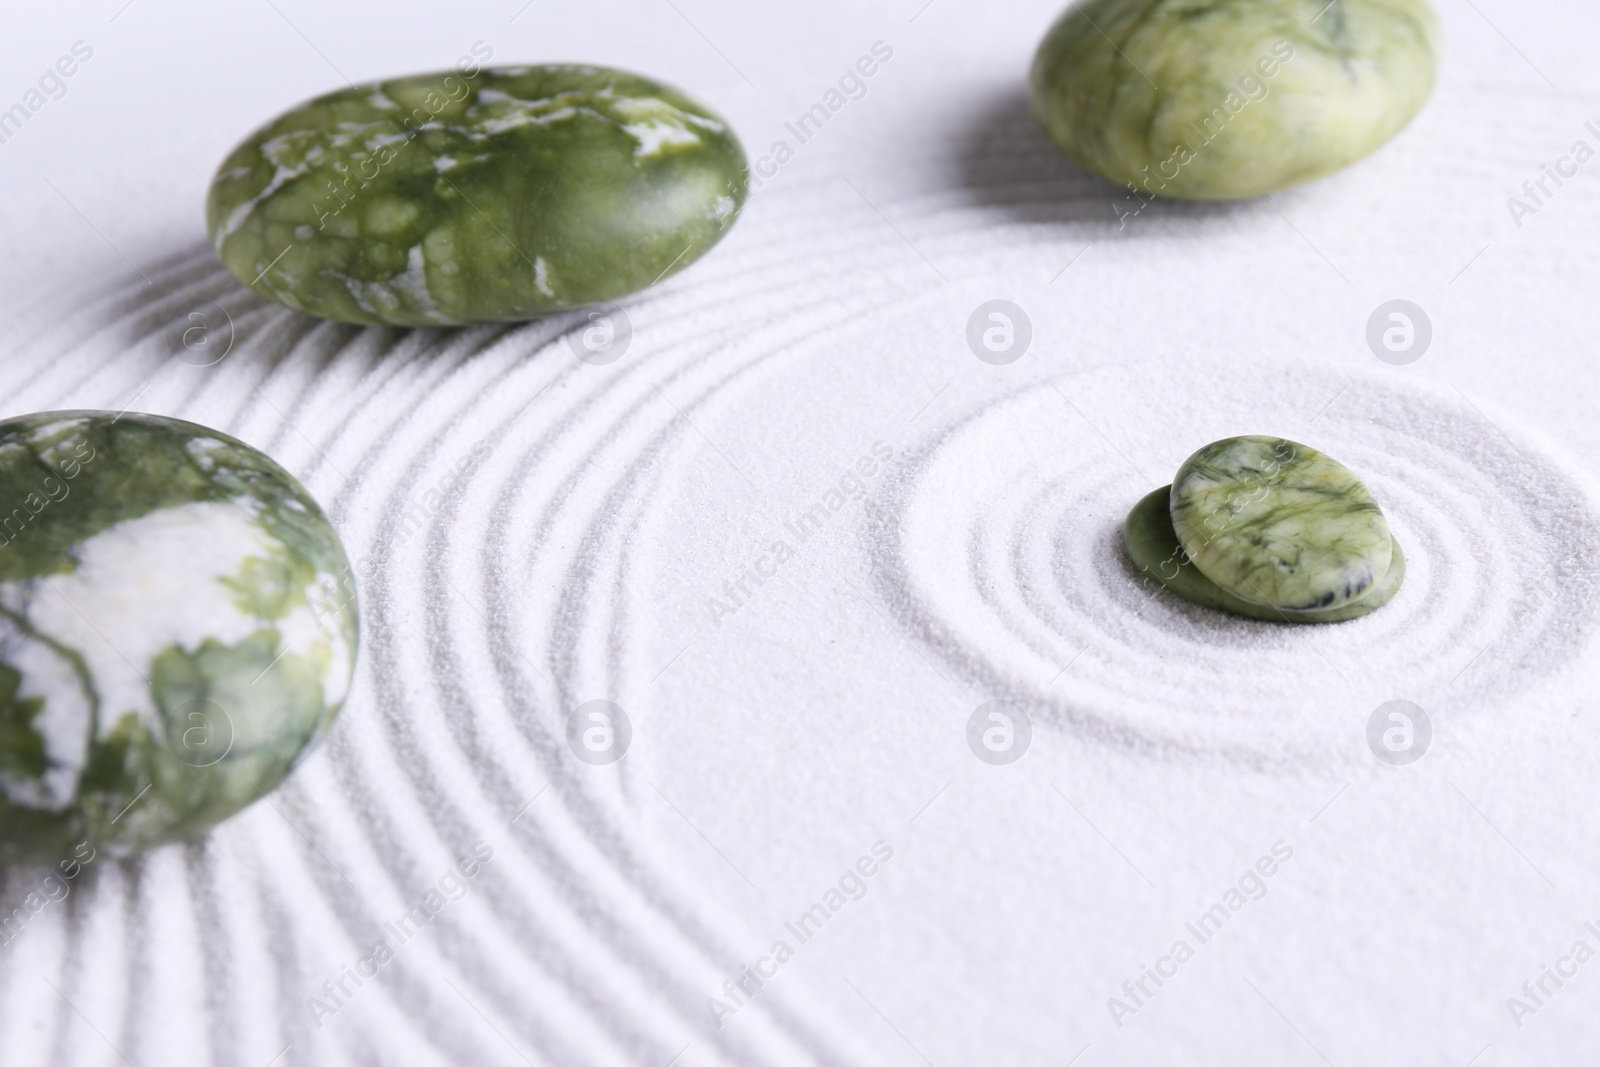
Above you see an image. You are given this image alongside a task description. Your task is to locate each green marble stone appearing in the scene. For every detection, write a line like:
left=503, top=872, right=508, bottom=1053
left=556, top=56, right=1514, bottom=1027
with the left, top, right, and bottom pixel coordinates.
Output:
left=0, top=412, right=358, bottom=865
left=1125, top=486, right=1404, bottom=623
left=206, top=65, right=749, bottom=326
left=1029, top=0, right=1437, bottom=200
left=1169, top=436, right=1394, bottom=614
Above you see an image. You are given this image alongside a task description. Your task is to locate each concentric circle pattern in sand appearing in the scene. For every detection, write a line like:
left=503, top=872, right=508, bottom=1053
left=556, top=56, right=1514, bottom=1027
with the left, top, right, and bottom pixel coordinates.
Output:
left=875, top=359, right=1600, bottom=766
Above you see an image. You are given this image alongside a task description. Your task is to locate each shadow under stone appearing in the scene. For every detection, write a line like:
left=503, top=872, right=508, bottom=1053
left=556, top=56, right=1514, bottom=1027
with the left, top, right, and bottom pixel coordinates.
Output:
left=952, top=86, right=1262, bottom=236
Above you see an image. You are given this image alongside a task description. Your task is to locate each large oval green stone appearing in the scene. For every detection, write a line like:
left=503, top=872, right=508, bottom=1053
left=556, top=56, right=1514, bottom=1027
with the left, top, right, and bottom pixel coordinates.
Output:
left=1125, top=486, right=1405, bottom=623
left=1169, top=436, right=1394, bottom=614
left=206, top=65, right=749, bottom=325
left=0, top=412, right=358, bottom=865
left=1029, top=0, right=1437, bottom=200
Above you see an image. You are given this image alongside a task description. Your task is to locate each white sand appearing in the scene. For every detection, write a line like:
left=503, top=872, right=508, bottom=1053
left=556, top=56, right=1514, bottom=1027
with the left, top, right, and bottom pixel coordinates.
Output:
left=2, top=1, right=1600, bottom=1065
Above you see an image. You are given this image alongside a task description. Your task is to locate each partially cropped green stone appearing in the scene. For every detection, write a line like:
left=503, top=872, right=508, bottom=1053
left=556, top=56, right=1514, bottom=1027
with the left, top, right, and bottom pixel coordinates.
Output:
left=0, top=412, right=358, bottom=865
left=1125, top=487, right=1404, bottom=623
left=1029, top=0, right=1437, bottom=200
left=1168, top=436, right=1394, bottom=614
left=206, top=65, right=748, bottom=325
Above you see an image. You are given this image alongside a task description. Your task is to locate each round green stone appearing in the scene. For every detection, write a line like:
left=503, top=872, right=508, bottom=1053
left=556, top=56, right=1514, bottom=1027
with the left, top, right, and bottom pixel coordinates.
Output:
left=1169, top=436, right=1395, bottom=614
left=0, top=412, right=358, bottom=865
left=1028, top=0, right=1437, bottom=200
left=1125, top=486, right=1405, bottom=623
left=206, top=65, right=749, bottom=326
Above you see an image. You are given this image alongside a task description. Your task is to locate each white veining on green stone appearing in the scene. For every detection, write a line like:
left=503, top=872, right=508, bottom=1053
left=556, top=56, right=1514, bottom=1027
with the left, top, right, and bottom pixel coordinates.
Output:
left=0, top=412, right=358, bottom=864
left=1169, top=436, right=1393, bottom=612
left=206, top=65, right=748, bottom=325
left=0, top=502, right=352, bottom=816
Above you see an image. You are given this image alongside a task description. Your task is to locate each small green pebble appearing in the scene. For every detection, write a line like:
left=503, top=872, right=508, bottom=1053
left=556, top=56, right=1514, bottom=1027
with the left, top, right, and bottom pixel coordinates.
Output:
left=1124, top=486, right=1405, bottom=623
left=1168, top=435, right=1395, bottom=613
left=1029, top=0, right=1437, bottom=200
left=206, top=65, right=749, bottom=326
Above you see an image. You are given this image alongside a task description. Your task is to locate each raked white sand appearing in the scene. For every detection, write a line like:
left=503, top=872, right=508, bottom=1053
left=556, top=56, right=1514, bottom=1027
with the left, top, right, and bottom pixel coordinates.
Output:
left=3, top=1, right=1600, bottom=1065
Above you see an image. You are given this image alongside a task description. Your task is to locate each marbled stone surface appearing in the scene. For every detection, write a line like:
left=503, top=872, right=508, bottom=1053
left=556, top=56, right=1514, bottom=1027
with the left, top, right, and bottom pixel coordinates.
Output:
left=206, top=65, right=748, bottom=325
left=1169, top=435, right=1395, bottom=613
left=1125, top=486, right=1405, bottom=623
left=1029, top=0, right=1437, bottom=200
left=0, top=412, right=357, bottom=864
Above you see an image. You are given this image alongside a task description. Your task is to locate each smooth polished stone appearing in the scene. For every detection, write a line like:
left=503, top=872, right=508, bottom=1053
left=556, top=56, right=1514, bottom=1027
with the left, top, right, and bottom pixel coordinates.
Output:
left=1169, top=436, right=1394, bottom=613
left=206, top=65, right=748, bottom=325
left=0, top=412, right=357, bottom=865
left=1125, top=486, right=1405, bottom=623
left=1029, top=0, right=1437, bottom=200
